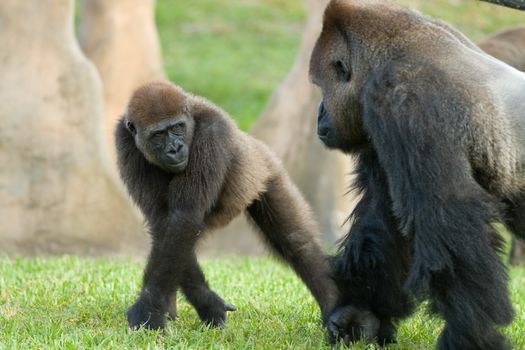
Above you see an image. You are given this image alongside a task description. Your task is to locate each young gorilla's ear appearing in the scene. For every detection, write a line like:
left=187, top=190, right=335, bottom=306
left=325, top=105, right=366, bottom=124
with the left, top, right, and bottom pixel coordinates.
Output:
left=124, top=114, right=137, bottom=135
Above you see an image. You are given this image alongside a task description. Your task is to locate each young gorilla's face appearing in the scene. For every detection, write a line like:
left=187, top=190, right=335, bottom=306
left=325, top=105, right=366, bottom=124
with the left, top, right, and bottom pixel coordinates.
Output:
left=126, top=114, right=195, bottom=173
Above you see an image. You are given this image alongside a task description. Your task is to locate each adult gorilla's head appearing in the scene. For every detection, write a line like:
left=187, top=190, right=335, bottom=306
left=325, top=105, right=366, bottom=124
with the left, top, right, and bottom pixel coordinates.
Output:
left=309, top=0, right=454, bottom=153
left=309, top=0, right=375, bottom=153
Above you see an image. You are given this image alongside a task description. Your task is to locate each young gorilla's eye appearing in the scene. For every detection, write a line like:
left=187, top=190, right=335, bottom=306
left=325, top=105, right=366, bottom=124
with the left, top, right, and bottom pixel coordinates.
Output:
left=334, top=60, right=351, bottom=82
left=171, top=122, right=185, bottom=132
left=126, top=121, right=136, bottom=134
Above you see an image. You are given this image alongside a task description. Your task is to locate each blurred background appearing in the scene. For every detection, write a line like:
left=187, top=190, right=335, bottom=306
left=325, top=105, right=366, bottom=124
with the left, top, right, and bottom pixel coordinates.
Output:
left=1, top=0, right=524, bottom=260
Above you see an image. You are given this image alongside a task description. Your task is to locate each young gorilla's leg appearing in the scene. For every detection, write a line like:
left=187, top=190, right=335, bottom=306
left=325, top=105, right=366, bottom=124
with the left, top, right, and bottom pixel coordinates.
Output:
left=246, top=175, right=338, bottom=320
left=127, top=214, right=201, bottom=330
left=179, top=252, right=236, bottom=326
left=167, top=292, right=178, bottom=320
left=166, top=256, right=235, bottom=325
left=328, top=149, right=415, bottom=345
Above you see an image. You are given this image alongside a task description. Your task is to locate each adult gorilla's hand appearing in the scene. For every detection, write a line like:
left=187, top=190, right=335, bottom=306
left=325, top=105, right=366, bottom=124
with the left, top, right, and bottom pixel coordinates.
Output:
left=327, top=305, right=380, bottom=345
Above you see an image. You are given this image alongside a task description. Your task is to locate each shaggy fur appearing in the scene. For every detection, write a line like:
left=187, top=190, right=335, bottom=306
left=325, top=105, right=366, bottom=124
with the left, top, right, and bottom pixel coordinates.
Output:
left=116, top=82, right=338, bottom=331
left=309, top=1, right=525, bottom=349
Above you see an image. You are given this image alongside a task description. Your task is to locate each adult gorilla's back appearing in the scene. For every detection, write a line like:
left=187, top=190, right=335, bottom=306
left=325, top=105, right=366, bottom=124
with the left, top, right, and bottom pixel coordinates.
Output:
left=309, top=0, right=525, bottom=349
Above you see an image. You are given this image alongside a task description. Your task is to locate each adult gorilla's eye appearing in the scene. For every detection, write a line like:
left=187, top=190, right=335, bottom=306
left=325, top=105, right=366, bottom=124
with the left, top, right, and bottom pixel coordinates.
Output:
left=127, top=121, right=136, bottom=134
left=334, top=60, right=351, bottom=82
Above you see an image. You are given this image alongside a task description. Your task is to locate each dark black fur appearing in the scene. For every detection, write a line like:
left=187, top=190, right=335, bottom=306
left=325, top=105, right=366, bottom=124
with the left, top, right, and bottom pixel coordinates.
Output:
left=310, top=1, right=525, bottom=349
left=360, top=62, right=514, bottom=349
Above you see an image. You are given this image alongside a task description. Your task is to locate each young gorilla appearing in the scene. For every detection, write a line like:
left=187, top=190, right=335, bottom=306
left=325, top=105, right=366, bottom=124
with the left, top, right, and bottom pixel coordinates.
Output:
left=309, top=1, right=525, bottom=349
left=116, top=82, right=337, bottom=331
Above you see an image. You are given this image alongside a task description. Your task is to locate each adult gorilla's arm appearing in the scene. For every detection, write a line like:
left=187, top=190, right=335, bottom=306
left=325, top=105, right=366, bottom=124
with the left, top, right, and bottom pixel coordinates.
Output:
left=361, top=60, right=514, bottom=349
left=328, top=147, right=414, bottom=344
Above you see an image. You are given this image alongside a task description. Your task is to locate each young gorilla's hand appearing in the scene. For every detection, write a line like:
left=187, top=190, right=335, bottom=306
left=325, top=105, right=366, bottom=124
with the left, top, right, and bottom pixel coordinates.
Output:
left=127, top=291, right=167, bottom=330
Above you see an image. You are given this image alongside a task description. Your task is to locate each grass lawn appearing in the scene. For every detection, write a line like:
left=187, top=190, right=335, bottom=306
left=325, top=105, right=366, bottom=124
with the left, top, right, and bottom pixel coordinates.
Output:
left=0, top=256, right=524, bottom=349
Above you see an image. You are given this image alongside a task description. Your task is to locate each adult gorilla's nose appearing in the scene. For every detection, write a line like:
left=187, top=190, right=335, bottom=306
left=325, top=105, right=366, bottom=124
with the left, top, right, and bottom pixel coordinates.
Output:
left=318, top=125, right=330, bottom=138
left=317, top=101, right=326, bottom=116
left=317, top=101, right=330, bottom=138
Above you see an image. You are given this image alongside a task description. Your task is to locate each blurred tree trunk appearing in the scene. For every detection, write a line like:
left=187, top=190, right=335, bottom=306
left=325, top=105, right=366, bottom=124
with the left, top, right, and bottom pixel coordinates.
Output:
left=250, top=0, right=352, bottom=244
left=479, top=27, right=525, bottom=265
left=78, top=0, right=166, bottom=166
left=0, top=0, right=147, bottom=256
left=200, top=0, right=352, bottom=256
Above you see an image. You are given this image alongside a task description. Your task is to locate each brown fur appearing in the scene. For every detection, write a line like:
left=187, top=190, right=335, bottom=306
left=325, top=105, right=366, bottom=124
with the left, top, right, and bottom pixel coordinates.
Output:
left=480, top=26, right=525, bottom=72
left=116, top=81, right=338, bottom=331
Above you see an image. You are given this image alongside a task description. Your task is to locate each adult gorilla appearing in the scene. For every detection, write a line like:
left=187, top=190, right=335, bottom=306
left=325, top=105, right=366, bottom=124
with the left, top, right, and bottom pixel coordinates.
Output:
left=309, top=1, right=525, bottom=349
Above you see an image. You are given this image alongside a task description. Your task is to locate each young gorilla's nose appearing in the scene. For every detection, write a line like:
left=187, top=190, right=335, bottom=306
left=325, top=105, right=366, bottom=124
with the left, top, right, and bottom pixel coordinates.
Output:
left=167, top=143, right=183, bottom=156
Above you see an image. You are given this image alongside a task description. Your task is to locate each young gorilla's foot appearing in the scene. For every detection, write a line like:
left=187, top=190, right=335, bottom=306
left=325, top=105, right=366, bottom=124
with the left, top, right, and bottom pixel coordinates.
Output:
left=167, top=293, right=178, bottom=320
left=167, top=302, right=178, bottom=321
left=193, top=291, right=236, bottom=327
left=127, top=295, right=167, bottom=330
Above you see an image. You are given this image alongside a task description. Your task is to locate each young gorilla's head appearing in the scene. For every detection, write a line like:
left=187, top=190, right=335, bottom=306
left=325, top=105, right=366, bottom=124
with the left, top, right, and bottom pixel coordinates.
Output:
left=125, top=82, right=195, bottom=173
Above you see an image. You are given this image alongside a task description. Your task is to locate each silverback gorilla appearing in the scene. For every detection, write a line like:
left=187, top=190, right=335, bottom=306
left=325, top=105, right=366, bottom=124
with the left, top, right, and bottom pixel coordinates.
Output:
left=116, top=82, right=337, bottom=331
left=309, top=1, right=525, bottom=349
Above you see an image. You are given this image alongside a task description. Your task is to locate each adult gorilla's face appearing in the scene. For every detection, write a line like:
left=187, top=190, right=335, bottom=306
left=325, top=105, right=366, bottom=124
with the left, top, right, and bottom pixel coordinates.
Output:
left=309, top=23, right=369, bottom=153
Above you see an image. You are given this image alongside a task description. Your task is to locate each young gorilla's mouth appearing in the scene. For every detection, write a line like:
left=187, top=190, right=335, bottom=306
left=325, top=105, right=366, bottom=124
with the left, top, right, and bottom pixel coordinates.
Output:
left=165, top=158, right=188, bottom=173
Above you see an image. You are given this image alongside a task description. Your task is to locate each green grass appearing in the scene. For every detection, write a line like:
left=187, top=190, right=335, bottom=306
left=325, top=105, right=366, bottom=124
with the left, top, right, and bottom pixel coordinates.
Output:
left=1, top=256, right=524, bottom=349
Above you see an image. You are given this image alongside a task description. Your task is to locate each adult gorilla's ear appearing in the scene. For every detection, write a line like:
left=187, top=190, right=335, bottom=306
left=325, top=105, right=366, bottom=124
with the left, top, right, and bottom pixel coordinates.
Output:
left=333, top=58, right=352, bottom=82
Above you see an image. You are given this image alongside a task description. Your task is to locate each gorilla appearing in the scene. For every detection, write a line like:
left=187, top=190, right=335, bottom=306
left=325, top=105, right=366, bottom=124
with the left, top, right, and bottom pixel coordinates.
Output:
left=309, top=1, right=525, bottom=349
left=116, top=82, right=337, bottom=331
